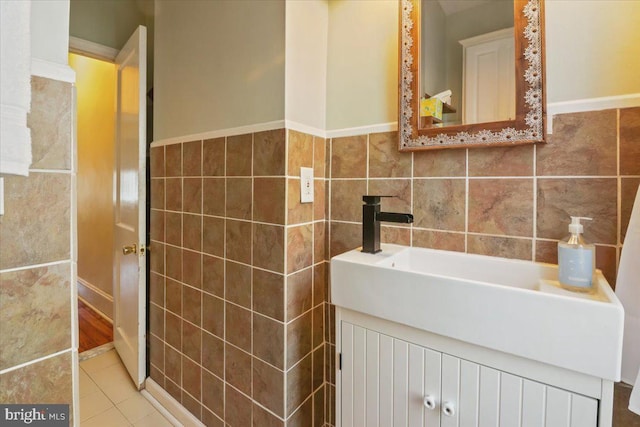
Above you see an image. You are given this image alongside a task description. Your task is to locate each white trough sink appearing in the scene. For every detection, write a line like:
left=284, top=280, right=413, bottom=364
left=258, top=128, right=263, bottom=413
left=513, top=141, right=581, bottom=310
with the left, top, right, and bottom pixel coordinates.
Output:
left=331, top=244, right=624, bottom=381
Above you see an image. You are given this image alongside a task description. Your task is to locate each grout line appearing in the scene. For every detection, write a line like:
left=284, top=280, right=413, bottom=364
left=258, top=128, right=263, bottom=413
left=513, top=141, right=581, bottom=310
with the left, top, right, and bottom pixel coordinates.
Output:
left=0, top=348, right=74, bottom=375
left=0, top=259, right=71, bottom=275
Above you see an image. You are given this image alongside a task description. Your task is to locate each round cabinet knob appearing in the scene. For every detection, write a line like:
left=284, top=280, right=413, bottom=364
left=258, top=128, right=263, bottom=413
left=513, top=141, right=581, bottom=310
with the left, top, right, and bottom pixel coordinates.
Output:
left=442, top=401, right=456, bottom=417
left=423, top=395, right=436, bottom=410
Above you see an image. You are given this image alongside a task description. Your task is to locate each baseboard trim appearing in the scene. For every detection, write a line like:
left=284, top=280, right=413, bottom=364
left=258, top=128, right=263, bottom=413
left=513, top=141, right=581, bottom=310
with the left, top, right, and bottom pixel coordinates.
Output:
left=144, top=378, right=207, bottom=426
left=77, top=278, right=113, bottom=321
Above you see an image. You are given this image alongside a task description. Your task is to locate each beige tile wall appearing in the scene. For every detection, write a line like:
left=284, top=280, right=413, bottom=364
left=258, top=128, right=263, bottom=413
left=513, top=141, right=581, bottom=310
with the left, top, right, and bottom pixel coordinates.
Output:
left=0, top=77, right=75, bottom=423
left=149, top=128, right=327, bottom=426
left=149, top=106, right=638, bottom=427
left=323, top=106, right=640, bottom=425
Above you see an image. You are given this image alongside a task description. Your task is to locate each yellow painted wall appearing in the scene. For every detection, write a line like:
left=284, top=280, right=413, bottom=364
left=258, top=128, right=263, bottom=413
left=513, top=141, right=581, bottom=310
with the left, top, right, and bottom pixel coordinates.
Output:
left=69, top=53, right=116, bottom=307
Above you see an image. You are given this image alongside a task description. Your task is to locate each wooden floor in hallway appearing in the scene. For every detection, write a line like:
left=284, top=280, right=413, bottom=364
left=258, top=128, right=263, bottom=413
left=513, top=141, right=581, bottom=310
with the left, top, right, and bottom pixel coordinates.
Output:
left=78, top=299, right=113, bottom=353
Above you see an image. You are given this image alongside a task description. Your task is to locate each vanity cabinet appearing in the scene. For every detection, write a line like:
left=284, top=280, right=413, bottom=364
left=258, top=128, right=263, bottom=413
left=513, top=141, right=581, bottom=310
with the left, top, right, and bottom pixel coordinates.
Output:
left=337, top=311, right=605, bottom=427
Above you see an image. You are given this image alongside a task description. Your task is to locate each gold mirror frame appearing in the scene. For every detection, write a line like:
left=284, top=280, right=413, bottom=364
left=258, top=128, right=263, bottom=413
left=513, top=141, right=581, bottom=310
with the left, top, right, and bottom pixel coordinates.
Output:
left=399, top=0, right=546, bottom=151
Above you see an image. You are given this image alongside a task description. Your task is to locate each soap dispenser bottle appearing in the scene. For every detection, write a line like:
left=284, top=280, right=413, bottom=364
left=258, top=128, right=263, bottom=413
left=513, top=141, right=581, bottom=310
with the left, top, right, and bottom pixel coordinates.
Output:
left=558, top=216, right=595, bottom=292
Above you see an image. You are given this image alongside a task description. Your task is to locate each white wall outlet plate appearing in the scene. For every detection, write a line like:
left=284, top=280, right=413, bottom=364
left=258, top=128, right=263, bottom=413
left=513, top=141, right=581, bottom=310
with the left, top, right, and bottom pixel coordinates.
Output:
left=300, top=167, right=314, bottom=203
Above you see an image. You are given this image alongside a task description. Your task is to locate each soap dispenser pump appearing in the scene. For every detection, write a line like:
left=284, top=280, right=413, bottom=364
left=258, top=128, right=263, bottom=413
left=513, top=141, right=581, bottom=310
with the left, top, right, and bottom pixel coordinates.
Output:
left=558, top=216, right=595, bottom=292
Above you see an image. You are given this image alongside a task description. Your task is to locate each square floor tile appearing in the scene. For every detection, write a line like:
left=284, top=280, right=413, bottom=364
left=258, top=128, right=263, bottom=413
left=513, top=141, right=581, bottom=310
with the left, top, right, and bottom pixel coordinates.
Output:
left=79, top=369, right=100, bottom=399
left=117, top=393, right=158, bottom=424
left=82, top=406, right=131, bottom=427
left=79, top=389, right=113, bottom=422
left=132, top=410, right=175, bottom=427
left=80, top=350, right=121, bottom=375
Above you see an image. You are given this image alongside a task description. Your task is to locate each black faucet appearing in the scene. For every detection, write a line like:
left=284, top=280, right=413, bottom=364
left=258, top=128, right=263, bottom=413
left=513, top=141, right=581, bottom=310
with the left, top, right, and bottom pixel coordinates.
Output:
left=362, top=195, right=414, bottom=254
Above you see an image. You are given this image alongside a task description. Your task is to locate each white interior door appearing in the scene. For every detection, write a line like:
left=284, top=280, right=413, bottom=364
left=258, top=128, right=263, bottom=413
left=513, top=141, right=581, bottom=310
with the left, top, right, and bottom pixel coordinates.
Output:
left=114, top=25, right=147, bottom=389
left=460, top=27, right=515, bottom=124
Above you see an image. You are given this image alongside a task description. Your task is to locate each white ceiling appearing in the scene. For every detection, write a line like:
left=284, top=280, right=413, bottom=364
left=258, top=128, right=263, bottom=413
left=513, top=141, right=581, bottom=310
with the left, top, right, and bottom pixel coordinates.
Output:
left=437, top=0, right=493, bottom=16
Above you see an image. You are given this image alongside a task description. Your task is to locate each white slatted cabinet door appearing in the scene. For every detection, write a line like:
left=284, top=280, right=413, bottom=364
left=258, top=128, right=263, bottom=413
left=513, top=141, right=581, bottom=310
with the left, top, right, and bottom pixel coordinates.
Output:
left=459, top=360, right=480, bottom=427
left=478, top=366, right=500, bottom=426
left=379, top=334, right=394, bottom=426
left=408, top=344, right=425, bottom=427
left=393, top=339, right=409, bottom=426
left=570, top=393, right=598, bottom=427
left=425, top=349, right=442, bottom=427
left=545, top=387, right=571, bottom=427
left=441, top=355, right=460, bottom=427
left=354, top=326, right=367, bottom=425
left=500, top=373, right=523, bottom=427
left=521, top=380, right=545, bottom=427
left=366, top=330, right=380, bottom=427
left=342, top=322, right=354, bottom=426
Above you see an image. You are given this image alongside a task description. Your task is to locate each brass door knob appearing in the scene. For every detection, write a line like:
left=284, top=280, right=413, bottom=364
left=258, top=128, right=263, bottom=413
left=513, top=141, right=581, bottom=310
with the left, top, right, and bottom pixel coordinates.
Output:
left=122, top=244, right=137, bottom=255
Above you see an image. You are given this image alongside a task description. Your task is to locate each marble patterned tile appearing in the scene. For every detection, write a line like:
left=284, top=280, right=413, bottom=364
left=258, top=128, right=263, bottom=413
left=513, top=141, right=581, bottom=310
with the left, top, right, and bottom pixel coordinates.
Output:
left=253, top=313, right=285, bottom=370
left=286, top=268, right=312, bottom=322
left=330, top=180, right=366, bottom=222
left=314, top=179, right=326, bottom=221
left=182, top=354, right=201, bottom=399
left=537, top=178, right=617, bottom=244
left=369, top=179, right=412, bottom=216
left=467, top=235, right=532, bottom=260
left=28, top=77, right=72, bottom=170
left=412, top=229, right=465, bottom=252
left=413, top=149, right=466, bottom=177
left=596, top=245, right=618, bottom=288
left=253, top=223, right=285, bottom=273
left=225, top=219, right=252, bottom=264
left=0, top=263, right=71, bottom=369
left=226, top=260, right=252, bottom=309
left=203, top=216, right=224, bottom=257
left=368, top=131, right=411, bottom=178
left=537, top=110, right=617, bottom=176
left=225, top=303, right=252, bottom=353
left=288, top=178, right=313, bottom=225
left=314, top=137, right=327, bottom=178
left=151, top=146, right=165, bottom=178
left=329, top=221, right=362, bottom=257
left=287, top=224, right=313, bottom=274
left=226, top=134, right=253, bottom=176
left=151, top=179, right=165, bottom=210
left=165, top=144, right=182, bottom=177
left=202, top=178, right=225, bottom=217
left=620, top=107, right=640, bottom=176
left=254, top=178, right=286, bottom=225
left=288, top=394, right=313, bottom=426
left=253, top=269, right=285, bottom=322
left=203, top=137, right=225, bottom=177
left=413, top=179, right=465, bottom=231
left=0, top=173, right=70, bottom=269
left=202, top=294, right=224, bottom=339
left=203, top=254, right=224, bottom=297
left=314, top=221, right=326, bottom=264
left=226, top=178, right=253, bottom=220
left=165, top=178, right=182, bottom=212
left=286, top=353, right=312, bottom=417
left=253, top=357, right=284, bottom=417
left=202, top=330, right=224, bottom=379
left=225, top=343, right=252, bottom=396
left=380, top=225, right=411, bottom=245
left=183, top=140, right=202, bottom=177
left=182, top=214, right=201, bottom=251
left=183, top=178, right=202, bottom=214
left=468, top=145, right=533, bottom=177
left=225, top=384, right=252, bottom=427
left=254, top=129, right=286, bottom=176
left=0, top=351, right=72, bottom=405
left=253, top=403, right=285, bottom=427
left=202, top=370, right=224, bottom=420
left=468, top=179, right=534, bottom=237
left=330, top=135, right=367, bottom=178
left=534, top=239, right=557, bottom=264
left=288, top=130, right=314, bottom=175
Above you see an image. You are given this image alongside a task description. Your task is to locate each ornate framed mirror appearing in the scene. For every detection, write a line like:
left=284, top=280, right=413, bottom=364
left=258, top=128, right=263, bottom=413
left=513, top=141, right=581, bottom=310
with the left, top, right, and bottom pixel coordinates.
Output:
left=398, top=0, right=546, bottom=151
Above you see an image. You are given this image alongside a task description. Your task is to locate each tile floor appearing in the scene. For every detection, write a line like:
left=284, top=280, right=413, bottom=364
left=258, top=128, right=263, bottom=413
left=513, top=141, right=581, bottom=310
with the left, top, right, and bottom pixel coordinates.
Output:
left=79, top=349, right=174, bottom=426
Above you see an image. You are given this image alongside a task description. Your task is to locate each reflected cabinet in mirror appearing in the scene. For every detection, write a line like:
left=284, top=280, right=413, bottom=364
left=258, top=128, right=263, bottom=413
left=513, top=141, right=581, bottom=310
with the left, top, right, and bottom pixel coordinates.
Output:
left=399, top=0, right=546, bottom=151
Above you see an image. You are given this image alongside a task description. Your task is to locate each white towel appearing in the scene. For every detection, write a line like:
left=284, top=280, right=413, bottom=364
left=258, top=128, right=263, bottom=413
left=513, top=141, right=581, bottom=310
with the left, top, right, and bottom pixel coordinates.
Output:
left=0, top=0, right=32, bottom=176
left=616, top=183, right=640, bottom=415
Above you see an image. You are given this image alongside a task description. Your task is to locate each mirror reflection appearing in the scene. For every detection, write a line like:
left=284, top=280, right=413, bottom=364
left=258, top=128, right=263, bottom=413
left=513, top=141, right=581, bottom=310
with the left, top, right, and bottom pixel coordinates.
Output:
left=420, top=0, right=514, bottom=128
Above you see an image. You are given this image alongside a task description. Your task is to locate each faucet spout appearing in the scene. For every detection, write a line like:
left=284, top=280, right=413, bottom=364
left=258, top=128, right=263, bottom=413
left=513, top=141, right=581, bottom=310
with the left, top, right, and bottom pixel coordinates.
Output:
left=377, top=212, right=414, bottom=224
left=362, top=195, right=413, bottom=254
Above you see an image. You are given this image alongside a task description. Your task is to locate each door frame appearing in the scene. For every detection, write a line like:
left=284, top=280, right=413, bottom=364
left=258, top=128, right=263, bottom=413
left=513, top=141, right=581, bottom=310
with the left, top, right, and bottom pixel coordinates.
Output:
left=69, top=36, right=150, bottom=377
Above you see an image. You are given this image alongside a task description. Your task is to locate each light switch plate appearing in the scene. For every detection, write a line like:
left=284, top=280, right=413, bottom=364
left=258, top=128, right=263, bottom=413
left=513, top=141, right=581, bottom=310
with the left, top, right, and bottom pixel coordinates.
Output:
left=300, top=167, right=314, bottom=203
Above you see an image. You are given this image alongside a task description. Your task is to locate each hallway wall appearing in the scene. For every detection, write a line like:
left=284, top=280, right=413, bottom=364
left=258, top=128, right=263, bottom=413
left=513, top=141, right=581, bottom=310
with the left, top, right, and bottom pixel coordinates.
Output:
left=70, top=53, right=117, bottom=318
